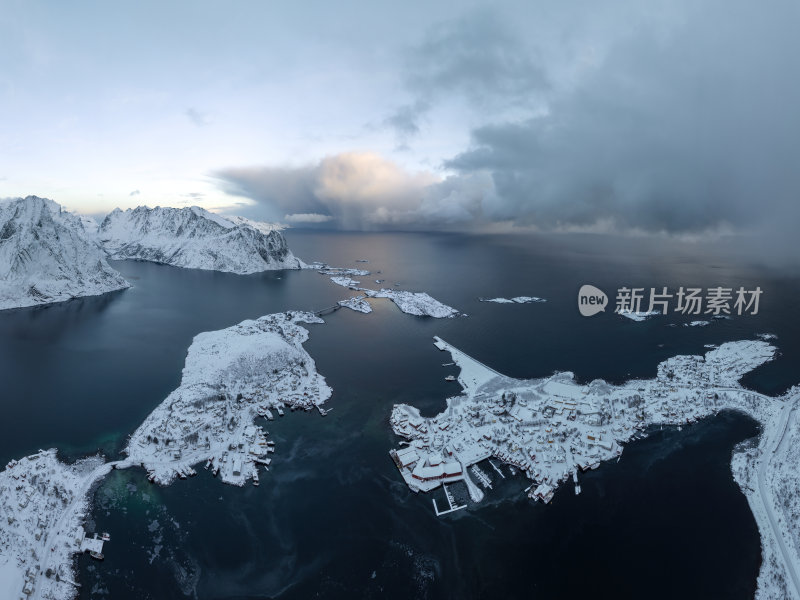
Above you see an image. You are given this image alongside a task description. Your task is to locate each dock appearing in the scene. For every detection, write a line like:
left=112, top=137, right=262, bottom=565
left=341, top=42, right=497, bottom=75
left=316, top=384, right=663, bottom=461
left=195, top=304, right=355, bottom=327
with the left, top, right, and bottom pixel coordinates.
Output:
left=489, top=460, right=506, bottom=479
left=470, top=464, right=493, bottom=489
left=433, top=484, right=467, bottom=516
left=79, top=530, right=109, bottom=559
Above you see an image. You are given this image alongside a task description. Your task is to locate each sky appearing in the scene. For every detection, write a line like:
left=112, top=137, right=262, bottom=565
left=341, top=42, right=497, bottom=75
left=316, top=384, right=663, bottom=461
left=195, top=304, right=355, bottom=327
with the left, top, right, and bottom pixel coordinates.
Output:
left=1, top=0, right=799, bottom=247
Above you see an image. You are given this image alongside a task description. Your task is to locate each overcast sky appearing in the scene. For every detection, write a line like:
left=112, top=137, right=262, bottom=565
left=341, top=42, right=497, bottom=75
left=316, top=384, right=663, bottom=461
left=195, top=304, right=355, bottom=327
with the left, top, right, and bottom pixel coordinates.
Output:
left=1, top=0, right=798, bottom=243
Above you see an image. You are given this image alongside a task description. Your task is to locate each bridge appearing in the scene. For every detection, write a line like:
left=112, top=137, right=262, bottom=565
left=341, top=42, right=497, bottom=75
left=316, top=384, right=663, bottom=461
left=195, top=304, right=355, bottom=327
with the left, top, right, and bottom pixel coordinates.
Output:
left=314, top=304, right=342, bottom=317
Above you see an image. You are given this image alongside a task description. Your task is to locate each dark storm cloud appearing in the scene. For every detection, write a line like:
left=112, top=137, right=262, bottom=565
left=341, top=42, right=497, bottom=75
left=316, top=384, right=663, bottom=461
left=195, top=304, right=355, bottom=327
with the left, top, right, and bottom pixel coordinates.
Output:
left=217, top=164, right=325, bottom=217
left=444, top=0, right=800, bottom=236
left=385, top=10, right=548, bottom=141
left=215, top=153, right=439, bottom=229
left=405, top=11, right=547, bottom=103
left=216, top=0, right=800, bottom=257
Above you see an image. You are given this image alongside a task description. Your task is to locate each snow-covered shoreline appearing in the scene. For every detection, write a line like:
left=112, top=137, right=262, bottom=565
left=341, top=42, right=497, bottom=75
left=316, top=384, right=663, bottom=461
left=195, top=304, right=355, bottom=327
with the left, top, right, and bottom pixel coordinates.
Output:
left=389, top=337, right=800, bottom=599
left=731, top=398, right=800, bottom=600
left=338, top=296, right=372, bottom=313
left=2, top=283, right=797, bottom=598
left=0, top=450, right=117, bottom=600
left=363, top=288, right=461, bottom=318
left=98, top=206, right=304, bottom=274
left=0, top=196, right=130, bottom=311
left=480, top=296, right=546, bottom=304
left=617, top=309, right=660, bottom=321
left=317, top=259, right=462, bottom=319
left=123, top=311, right=331, bottom=486
left=0, top=311, right=333, bottom=598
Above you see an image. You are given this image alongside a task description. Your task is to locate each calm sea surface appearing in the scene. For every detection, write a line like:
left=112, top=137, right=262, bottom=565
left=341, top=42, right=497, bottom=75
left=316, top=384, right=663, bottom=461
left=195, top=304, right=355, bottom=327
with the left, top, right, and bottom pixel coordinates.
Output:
left=1, top=231, right=798, bottom=599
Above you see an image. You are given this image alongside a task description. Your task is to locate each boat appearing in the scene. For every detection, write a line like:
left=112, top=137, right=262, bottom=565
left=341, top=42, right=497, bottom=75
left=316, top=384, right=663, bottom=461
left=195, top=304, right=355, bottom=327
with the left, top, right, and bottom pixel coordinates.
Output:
left=89, top=551, right=104, bottom=561
left=277, top=407, right=284, bottom=417
left=445, top=375, right=456, bottom=382
left=101, top=532, right=111, bottom=542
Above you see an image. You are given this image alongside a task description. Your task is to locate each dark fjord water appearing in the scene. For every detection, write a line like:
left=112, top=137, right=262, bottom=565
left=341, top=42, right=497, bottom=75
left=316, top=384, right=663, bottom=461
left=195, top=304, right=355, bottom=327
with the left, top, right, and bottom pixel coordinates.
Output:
left=1, top=231, right=798, bottom=599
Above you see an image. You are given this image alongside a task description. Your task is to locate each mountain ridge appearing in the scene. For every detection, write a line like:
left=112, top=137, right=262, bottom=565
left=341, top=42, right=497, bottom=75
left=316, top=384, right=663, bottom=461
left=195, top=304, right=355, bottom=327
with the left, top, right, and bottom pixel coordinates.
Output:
left=0, top=196, right=130, bottom=310
left=97, top=205, right=304, bottom=274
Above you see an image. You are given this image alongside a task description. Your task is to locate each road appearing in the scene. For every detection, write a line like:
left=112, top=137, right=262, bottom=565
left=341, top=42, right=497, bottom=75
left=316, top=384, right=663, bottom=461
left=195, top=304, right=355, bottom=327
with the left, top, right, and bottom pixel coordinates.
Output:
left=756, top=398, right=800, bottom=599
left=29, top=460, right=119, bottom=600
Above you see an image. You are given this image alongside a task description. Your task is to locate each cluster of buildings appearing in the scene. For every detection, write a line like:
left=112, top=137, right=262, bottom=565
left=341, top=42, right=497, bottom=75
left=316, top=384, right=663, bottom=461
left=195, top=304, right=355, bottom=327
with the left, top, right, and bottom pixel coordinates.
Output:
left=0, top=450, right=111, bottom=600
left=390, top=336, right=779, bottom=511
left=125, top=312, right=332, bottom=487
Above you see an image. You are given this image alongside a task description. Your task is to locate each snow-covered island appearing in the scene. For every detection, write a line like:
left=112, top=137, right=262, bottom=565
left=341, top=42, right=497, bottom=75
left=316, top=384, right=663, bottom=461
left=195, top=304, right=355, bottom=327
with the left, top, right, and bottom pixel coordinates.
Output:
left=0, top=310, right=334, bottom=599
left=0, top=196, right=129, bottom=311
left=97, top=206, right=304, bottom=274
left=685, top=320, right=711, bottom=327
left=123, top=311, right=331, bottom=486
left=316, top=267, right=370, bottom=277
left=389, top=338, right=800, bottom=599
left=330, top=276, right=362, bottom=289
left=617, top=310, right=660, bottom=321
left=364, top=289, right=461, bottom=318
left=338, top=295, right=372, bottom=314
left=322, top=270, right=461, bottom=318
left=480, top=296, right=546, bottom=304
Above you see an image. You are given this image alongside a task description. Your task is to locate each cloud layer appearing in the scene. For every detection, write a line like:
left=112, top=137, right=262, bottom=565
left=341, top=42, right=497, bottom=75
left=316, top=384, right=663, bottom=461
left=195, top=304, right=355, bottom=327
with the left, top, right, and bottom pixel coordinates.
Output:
left=216, top=0, right=800, bottom=246
left=217, top=152, right=442, bottom=229
left=444, top=2, right=800, bottom=236
left=384, top=11, right=548, bottom=145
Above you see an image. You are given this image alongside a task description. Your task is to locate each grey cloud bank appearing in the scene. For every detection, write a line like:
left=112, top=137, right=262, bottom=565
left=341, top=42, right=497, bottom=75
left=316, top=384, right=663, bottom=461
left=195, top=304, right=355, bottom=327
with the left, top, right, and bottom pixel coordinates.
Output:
left=446, top=2, right=800, bottom=236
left=384, top=11, right=548, bottom=145
left=215, top=0, right=800, bottom=259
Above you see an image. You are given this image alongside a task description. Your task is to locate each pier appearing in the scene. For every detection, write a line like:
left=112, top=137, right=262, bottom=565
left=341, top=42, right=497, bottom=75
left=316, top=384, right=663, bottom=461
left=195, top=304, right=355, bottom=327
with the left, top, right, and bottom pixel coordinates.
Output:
left=79, top=530, right=108, bottom=560
left=470, top=464, right=493, bottom=489
left=433, top=484, right=467, bottom=516
left=489, top=460, right=506, bottom=479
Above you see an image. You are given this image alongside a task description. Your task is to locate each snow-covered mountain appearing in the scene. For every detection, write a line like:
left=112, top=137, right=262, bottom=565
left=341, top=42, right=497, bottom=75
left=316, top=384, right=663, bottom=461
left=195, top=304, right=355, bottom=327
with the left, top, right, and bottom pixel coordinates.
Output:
left=98, top=206, right=304, bottom=274
left=0, top=196, right=130, bottom=310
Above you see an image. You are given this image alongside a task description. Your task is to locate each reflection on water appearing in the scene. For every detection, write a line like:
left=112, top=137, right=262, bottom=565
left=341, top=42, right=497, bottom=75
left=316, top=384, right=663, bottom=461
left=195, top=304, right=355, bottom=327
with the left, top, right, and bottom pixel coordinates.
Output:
left=0, top=231, right=796, bottom=598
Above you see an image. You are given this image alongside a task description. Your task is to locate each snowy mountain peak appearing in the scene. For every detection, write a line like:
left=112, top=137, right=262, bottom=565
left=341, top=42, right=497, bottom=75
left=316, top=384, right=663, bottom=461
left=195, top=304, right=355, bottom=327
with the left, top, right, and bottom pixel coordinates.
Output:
left=0, top=196, right=130, bottom=310
left=97, top=205, right=302, bottom=274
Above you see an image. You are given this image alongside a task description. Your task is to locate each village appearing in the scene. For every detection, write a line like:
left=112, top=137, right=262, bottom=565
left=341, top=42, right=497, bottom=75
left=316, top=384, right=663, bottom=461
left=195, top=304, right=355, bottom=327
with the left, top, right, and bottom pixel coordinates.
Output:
left=0, top=311, right=333, bottom=600
left=0, top=450, right=115, bottom=600
left=1, top=309, right=795, bottom=599
left=124, top=311, right=333, bottom=486
left=390, top=336, right=780, bottom=510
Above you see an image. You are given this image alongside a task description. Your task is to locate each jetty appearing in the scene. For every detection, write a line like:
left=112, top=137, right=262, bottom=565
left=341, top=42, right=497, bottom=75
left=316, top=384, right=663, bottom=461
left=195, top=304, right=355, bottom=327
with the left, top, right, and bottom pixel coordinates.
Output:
left=432, top=484, right=467, bottom=516
left=79, top=530, right=108, bottom=560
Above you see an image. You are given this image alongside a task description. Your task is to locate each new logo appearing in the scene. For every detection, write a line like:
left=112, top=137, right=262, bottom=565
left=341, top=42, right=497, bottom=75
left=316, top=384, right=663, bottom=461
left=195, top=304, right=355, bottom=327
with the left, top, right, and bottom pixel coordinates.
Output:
left=578, top=284, right=608, bottom=317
